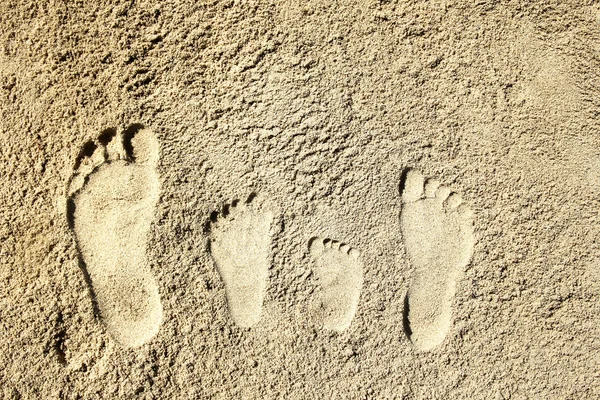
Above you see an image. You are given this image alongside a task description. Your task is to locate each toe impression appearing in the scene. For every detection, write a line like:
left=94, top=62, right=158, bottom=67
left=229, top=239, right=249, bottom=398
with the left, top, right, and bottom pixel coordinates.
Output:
left=445, top=193, right=462, bottom=209
left=402, top=169, right=425, bottom=203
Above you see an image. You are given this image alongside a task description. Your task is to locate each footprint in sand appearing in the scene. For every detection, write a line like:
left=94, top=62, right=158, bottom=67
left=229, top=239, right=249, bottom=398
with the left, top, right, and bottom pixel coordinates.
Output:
left=400, top=169, right=475, bottom=351
left=309, top=237, right=363, bottom=332
left=208, top=195, right=274, bottom=328
left=67, top=125, right=163, bottom=348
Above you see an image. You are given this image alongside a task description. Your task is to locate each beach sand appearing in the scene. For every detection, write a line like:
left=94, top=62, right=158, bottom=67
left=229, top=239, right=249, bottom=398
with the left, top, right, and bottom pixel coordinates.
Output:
left=1, top=1, right=599, bottom=398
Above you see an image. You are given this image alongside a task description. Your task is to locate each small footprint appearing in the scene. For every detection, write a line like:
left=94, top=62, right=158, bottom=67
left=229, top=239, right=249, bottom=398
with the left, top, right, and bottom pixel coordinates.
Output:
left=309, top=237, right=363, bottom=332
left=400, top=169, right=474, bottom=351
left=208, top=195, right=274, bottom=328
left=67, top=125, right=163, bottom=348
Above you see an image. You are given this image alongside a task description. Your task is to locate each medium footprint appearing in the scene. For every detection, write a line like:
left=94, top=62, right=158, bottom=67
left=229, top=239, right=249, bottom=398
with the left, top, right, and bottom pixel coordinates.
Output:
left=67, top=126, right=163, bottom=348
left=400, top=169, right=474, bottom=351
left=208, top=195, right=274, bottom=328
left=309, top=237, right=363, bottom=332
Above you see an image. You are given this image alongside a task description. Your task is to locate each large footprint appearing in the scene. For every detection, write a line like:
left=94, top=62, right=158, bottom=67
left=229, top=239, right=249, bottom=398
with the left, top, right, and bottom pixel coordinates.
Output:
left=67, top=126, right=163, bottom=348
left=309, top=237, right=363, bottom=332
left=400, top=169, right=474, bottom=351
left=208, top=195, right=274, bottom=328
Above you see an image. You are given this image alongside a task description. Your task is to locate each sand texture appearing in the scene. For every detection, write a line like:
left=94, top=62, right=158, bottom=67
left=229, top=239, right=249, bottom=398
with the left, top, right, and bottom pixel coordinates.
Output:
left=1, top=0, right=600, bottom=398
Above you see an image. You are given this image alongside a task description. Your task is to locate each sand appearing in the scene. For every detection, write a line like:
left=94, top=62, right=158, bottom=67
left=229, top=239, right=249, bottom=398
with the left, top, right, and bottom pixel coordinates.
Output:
left=1, top=0, right=599, bottom=398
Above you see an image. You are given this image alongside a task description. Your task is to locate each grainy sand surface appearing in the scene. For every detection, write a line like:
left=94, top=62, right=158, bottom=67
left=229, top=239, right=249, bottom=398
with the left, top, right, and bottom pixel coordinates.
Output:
left=1, top=1, right=600, bottom=398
